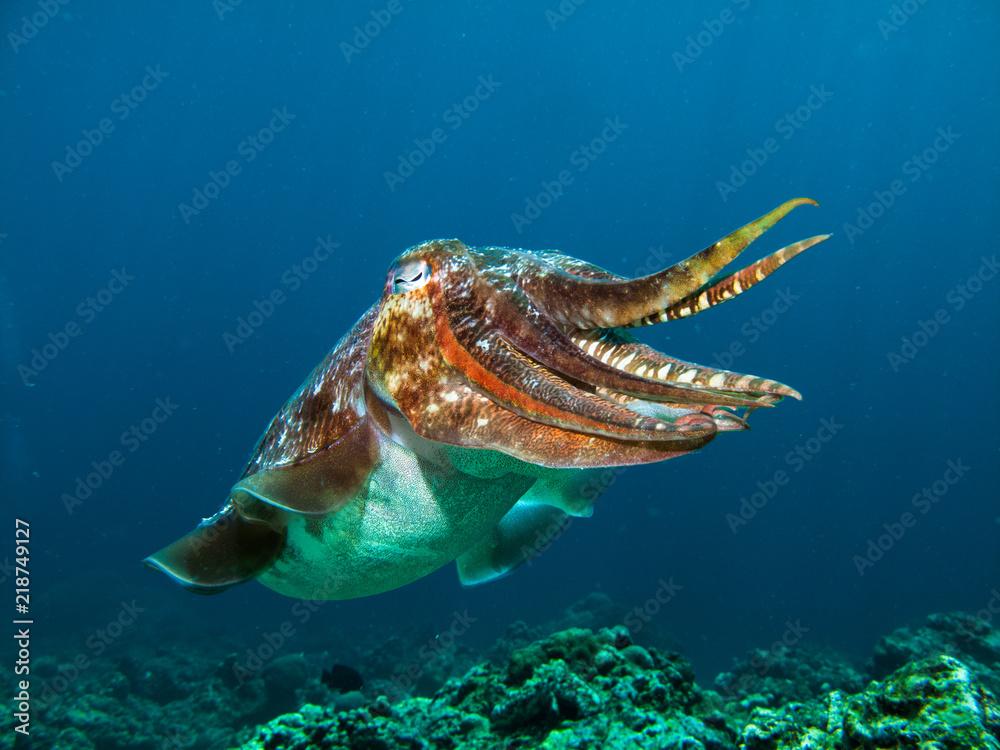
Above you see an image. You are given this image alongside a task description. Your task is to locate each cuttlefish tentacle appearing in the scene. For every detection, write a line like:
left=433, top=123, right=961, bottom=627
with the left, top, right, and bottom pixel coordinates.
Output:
left=629, top=234, right=832, bottom=326
left=518, top=197, right=818, bottom=329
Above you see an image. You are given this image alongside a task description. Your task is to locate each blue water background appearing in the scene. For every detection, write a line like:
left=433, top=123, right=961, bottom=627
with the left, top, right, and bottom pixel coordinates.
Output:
left=2, top=1, right=998, bottom=678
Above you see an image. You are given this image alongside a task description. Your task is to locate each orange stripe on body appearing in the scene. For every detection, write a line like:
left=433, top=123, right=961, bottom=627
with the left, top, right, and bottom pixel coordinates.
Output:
left=431, top=303, right=640, bottom=438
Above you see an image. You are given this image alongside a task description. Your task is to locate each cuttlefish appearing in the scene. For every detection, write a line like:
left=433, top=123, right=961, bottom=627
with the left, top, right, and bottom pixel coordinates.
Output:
left=146, top=198, right=828, bottom=599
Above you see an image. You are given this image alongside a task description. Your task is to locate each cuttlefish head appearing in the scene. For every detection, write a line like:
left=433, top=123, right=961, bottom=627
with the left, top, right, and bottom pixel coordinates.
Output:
left=366, top=198, right=829, bottom=469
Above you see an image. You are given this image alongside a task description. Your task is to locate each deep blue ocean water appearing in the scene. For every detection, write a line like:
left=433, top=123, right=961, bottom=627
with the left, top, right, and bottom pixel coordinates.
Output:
left=1, top=0, right=998, bottom=697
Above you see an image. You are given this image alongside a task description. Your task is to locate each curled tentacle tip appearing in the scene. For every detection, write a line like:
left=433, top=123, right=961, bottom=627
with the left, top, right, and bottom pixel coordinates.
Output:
left=794, top=197, right=820, bottom=207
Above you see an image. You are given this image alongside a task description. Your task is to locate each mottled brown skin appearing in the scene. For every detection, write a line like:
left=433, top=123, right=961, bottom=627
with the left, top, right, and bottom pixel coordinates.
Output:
left=146, top=198, right=828, bottom=598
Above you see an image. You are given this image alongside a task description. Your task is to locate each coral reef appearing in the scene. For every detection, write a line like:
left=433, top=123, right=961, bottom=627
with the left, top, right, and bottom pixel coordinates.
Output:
left=239, top=616, right=1000, bottom=750
left=3, top=607, right=998, bottom=749
left=871, top=611, right=1000, bottom=695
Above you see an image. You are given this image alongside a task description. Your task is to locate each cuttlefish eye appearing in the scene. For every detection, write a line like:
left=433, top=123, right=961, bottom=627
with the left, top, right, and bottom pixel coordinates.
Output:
left=389, top=259, right=432, bottom=294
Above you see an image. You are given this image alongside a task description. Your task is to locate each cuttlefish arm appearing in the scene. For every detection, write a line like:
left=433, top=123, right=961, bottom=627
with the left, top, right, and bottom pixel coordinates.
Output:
left=517, top=198, right=822, bottom=328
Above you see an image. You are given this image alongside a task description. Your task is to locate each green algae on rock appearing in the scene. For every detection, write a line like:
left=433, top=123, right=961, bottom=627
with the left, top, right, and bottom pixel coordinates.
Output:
left=238, top=623, right=1000, bottom=750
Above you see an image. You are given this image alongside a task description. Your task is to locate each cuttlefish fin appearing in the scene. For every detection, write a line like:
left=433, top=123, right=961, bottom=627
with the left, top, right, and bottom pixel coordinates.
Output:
left=143, top=501, right=285, bottom=593
left=457, top=472, right=597, bottom=586
left=457, top=501, right=570, bottom=586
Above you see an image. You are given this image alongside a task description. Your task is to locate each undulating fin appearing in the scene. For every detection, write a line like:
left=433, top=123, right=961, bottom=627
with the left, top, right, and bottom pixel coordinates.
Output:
left=456, top=471, right=601, bottom=586
left=517, top=198, right=817, bottom=328
left=630, top=234, right=831, bottom=325
left=233, top=420, right=380, bottom=515
left=143, top=502, right=285, bottom=593
left=457, top=500, right=570, bottom=585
